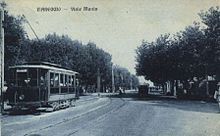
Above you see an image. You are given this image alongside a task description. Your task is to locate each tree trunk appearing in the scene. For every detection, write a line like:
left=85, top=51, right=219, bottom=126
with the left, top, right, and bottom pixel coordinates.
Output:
left=171, top=80, right=174, bottom=96
left=174, top=80, right=178, bottom=96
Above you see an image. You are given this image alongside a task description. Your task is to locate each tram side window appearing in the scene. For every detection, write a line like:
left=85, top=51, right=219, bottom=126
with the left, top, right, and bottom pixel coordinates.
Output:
left=72, top=75, right=75, bottom=86
left=54, top=73, right=59, bottom=87
left=61, top=74, right=68, bottom=93
left=50, top=73, right=54, bottom=87
left=40, top=69, right=47, bottom=86
left=69, top=75, right=75, bottom=93
left=65, top=75, right=68, bottom=86
left=60, top=74, right=64, bottom=86
left=68, top=75, right=72, bottom=86
left=50, top=73, right=59, bottom=94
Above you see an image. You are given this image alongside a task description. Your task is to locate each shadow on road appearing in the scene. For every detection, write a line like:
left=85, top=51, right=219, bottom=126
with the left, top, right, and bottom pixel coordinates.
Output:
left=109, top=92, right=220, bottom=114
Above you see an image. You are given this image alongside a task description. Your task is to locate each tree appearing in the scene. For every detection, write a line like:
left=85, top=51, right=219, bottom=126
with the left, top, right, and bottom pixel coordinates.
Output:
left=176, top=23, right=206, bottom=79
left=2, top=2, right=135, bottom=91
left=1, top=3, right=26, bottom=81
left=20, top=33, right=113, bottom=89
left=135, top=6, right=220, bottom=97
left=199, top=6, right=220, bottom=79
left=131, top=75, right=139, bottom=89
left=136, top=34, right=171, bottom=84
left=114, top=65, right=139, bottom=90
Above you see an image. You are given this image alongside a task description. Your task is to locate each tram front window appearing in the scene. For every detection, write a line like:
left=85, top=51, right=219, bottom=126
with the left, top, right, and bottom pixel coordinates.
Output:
left=17, top=70, right=27, bottom=86
left=28, top=69, right=37, bottom=86
left=16, top=68, right=37, bottom=87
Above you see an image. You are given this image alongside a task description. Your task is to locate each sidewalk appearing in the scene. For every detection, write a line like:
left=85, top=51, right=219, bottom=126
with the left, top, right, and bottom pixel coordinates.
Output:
left=86, top=92, right=118, bottom=97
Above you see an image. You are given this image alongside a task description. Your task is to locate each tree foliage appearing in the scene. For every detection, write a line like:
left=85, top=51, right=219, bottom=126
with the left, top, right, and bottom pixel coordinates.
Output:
left=18, top=33, right=113, bottom=86
left=199, top=6, right=220, bottom=78
left=113, top=65, right=139, bottom=90
left=2, top=3, right=139, bottom=89
left=136, top=6, right=220, bottom=88
left=2, top=3, right=26, bottom=79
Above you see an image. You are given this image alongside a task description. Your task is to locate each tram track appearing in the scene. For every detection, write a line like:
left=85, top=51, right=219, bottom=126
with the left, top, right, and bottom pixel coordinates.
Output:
left=23, top=98, right=112, bottom=136
left=2, top=96, right=99, bottom=126
left=24, top=97, right=127, bottom=136
left=65, top=97, right=127, bottom=136
left=2, top=96, right=105, bottom=136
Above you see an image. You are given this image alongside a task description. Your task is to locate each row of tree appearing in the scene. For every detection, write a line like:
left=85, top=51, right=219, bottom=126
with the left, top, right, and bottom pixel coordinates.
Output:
left=2, top=2, right=139, bottom=92
left=113, top=65, right=139, bottom=90
left=136, top=7, right=220, bottom=96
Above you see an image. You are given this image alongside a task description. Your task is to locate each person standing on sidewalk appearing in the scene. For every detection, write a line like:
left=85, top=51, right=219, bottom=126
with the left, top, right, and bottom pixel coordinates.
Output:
left=214, top=82, right=220, bottom=112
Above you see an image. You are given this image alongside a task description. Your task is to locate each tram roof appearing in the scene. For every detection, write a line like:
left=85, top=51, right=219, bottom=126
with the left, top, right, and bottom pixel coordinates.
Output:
left=9, top=62, right=78, bottom=75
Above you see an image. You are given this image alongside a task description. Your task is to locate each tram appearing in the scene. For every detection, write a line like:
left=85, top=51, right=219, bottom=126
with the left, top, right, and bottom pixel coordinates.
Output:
left=6, top=62, right=79, bottom=111
left=138, top=84, right=149, bottom=97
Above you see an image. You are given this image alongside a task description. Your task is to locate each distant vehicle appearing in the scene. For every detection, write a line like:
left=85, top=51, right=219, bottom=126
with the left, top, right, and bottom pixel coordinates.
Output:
left=138, top=85, right=149, bottom=97
left=6, top=62, right=79, bottom=111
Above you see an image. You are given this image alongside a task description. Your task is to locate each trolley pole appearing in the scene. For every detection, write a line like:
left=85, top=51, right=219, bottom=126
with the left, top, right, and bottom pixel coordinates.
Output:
left=0, top=7, right=4, bottom=113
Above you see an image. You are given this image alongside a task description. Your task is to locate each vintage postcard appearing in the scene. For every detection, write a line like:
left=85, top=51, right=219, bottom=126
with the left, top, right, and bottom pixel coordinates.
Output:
left=1, top=0, right=220, bottom=136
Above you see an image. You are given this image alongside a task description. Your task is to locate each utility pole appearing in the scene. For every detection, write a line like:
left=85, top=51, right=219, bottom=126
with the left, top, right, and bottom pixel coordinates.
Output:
left=0, top=7, right=4, bottom=113
left=206, top=75, right=209, bottom=96
left=205, top=64, right=209, bottom=97
left=130, top=77, right=132, bottom=90
left=97, top=68, right=101, bottom=95
left=112, top=64, right=115, bottom=93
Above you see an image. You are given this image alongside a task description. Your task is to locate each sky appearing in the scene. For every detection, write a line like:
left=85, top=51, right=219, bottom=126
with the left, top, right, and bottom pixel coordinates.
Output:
left=4, top=0, right=220, bottom=78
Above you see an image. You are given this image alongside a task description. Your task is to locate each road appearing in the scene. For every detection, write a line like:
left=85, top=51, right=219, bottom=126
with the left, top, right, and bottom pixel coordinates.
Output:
left=2, top=92, right=220, bottom=136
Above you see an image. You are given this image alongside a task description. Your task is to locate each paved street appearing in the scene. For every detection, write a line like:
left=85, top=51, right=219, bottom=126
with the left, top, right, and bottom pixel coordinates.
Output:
left=2, top=92, right=220, bottom=136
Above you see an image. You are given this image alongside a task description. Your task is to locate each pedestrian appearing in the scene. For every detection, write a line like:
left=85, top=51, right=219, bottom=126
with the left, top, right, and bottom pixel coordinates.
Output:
left=214, top=90, right=217, bottom=99
left=214, top=82, right=220, bottom=112
left=218, top=82, right=220, bottom=111
left=119, top=87, right=123, bottom=95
